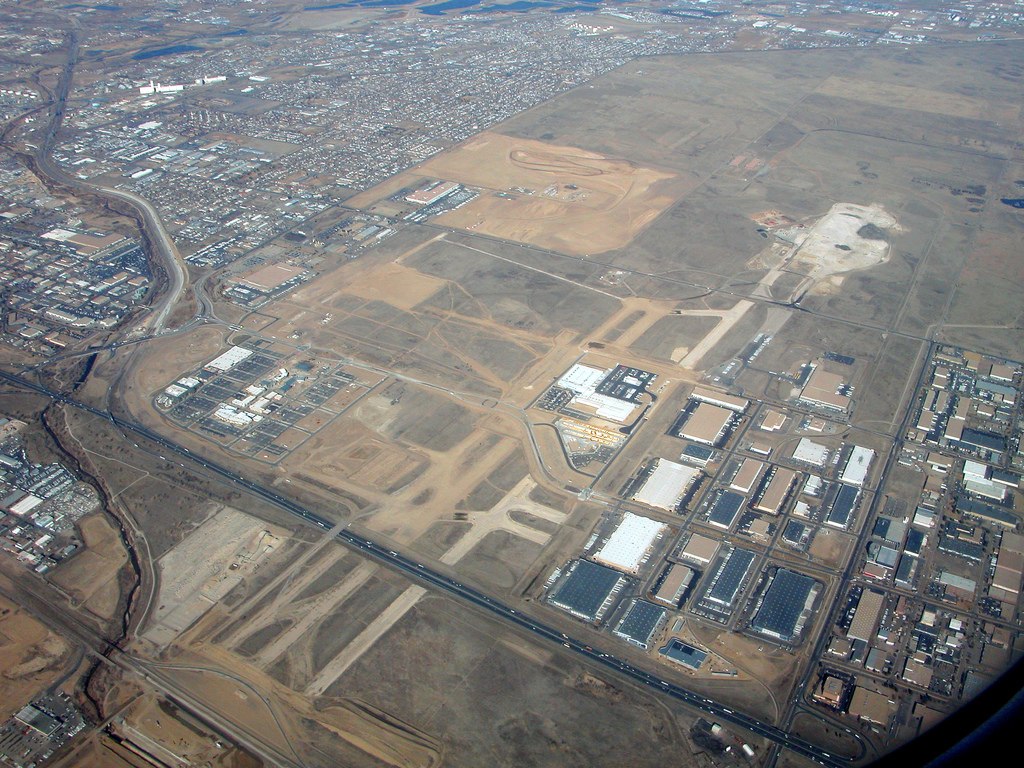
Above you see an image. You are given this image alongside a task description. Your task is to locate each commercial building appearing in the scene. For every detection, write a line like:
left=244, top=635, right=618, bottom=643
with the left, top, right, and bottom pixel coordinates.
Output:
left=659, top=638, right=707, bottom=669
left=848, top=589, right=886, bottom=643
left=840, top=446, right=875, bottom=487
left=679, top=533, right=719, bottom=566
left=677, top=402, right=735, bottom=446
left=753, top=468, right=797, bottom=516
left=406, top=180, right=459, bottom=205
left=652, top=563, right=695, bottom=607
left=548, top=559, right=626, bottom=623
left=632, top=459, right=700, bottom=512
left=749, top=568, right=819, bottom=643
left=708, top=490, right=744, bottom=530
left=849, top=688, right=895, bottom=726
left=613, top=599, right=667, bottom=649
left=591, top=512, right=666, bottom=574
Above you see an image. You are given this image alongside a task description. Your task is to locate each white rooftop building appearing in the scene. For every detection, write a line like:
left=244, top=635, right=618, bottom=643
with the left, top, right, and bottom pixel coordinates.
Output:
left=556, top=363, right=636, bottom=423
left=592, top=512, right=667, bottom=574
left=792, top=438, right=829, bottom=467
left=840, top=446, right=875, bottom=487
left=632, top=459, right=700, bottom=511
left=206, top=346, right=254, bottom=372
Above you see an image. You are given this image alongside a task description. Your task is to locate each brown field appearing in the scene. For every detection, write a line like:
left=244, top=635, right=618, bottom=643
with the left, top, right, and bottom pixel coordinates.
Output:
left=814, top=76, right=1008, bottom=121
left=0, top=593, right=72, bottom=720
left=414, top=132, right=687, bottom=255
left=49, top=512, right=128, bottom=621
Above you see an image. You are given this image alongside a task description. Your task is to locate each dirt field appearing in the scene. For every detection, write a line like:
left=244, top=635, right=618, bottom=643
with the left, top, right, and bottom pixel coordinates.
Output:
left=0, top=594, right=73, bottom=720
left=382, top=131, right=689, bottom=255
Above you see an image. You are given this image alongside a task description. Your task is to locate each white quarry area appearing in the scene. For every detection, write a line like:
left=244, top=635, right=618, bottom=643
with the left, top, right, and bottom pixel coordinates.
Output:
left=788, top=202, right=898, bottom=279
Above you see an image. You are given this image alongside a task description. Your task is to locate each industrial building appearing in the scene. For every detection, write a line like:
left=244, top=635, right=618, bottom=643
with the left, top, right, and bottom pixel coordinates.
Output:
left=613, top=599, right=667, bottom=649
left=708, top=490, right=744, bottom=530
left=675, top=402, right=736, bottom=446
left=847, top=588, right=886, bottom=643
left=632, top=459, right=700, bottom=512
left=697, top=547, right=756, bottom=621
left=826, top=484, right=860, bottom=529
left=679, top=533, right=719, bottom=566
left=840, top=446, right=875, bottom=487
left=791, top=438, right=829, bottom=468
left=749, top=568, right=820, bottom=643
left=753, top=468, right=797, bottom=516
left=205, top=345, right=254, bottom=372
left=554, top=363, right=638, bottom=423
left=798, top=364, right=852, bottom=412
left=652, top=562, right=696, bottom=607
left=591, top=512, right=666, bottom=574
left=688, top=386, right=749, bottom=413
left=729, top=458, right=763, bottom=494
left=548, top=559, right=627, bottom=623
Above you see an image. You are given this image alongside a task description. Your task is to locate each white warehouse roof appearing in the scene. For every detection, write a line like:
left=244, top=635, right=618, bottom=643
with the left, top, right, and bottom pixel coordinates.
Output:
left=206, top=345, right=253, bottom=372
left=592, top=512, right=667, bottom=574
left=792, top=438, right=829, bottom=467
left=633, top=459, right=700, bottom=511
left=840, top=446, right=875, bottom=486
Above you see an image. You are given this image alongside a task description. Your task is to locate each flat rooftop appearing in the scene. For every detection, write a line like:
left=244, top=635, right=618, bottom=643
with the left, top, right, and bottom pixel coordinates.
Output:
left=680, top=532, right=719, bottom=565
left=613, top=599, right=667, bottom=649
left=678, top=402, right=733, bottom=446
left=592, top=512, right=666, bottom=574
left=754, top=468, right=797, bottom=515
left=549, top=560, right=625, bottom=622
left=708, top=490, right=744, bottom=530
left=705, top=547, right=756, bottom=608
left=750, top=568, right=818, bottom=642
left=632, top=459, right=700, bottom=512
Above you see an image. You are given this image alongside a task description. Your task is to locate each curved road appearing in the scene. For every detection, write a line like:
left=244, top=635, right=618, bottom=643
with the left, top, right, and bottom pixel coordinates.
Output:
left=0, top=369, right=849, bottom=768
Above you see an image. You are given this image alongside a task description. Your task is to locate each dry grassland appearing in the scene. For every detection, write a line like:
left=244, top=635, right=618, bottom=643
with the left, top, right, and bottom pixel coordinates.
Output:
left=49, top=512, right=128, bottom=621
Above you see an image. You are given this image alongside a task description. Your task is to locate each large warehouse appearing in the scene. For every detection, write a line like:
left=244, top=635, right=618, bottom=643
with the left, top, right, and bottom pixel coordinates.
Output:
left=592, top=512, right=667, bottom=574
left=632, top=459, right=700, bottom=512
left=676, top=402, right=735, bottom=446
left=613, top=600, right=667, bottom=649
left=750, top=568, right=820, bottom=643
left=697, top=547, right=756, bottom=621
left=753, top=468, right=798, bottom=516
left=708, top=490, right=744, bottom=530
left=548, top=559, right=627, bottom=623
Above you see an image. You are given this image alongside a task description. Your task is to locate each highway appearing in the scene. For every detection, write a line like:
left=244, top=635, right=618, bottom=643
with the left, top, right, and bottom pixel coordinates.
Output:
left=0, top=369, right=849, bottom=768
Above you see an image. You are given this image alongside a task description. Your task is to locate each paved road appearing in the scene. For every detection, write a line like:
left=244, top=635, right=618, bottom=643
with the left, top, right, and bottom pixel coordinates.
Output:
left=0, top=370, right=850, bottom=768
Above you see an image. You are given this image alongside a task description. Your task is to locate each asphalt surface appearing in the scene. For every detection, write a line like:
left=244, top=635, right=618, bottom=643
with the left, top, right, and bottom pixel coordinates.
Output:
left=0, top=370, right=851, bottom=768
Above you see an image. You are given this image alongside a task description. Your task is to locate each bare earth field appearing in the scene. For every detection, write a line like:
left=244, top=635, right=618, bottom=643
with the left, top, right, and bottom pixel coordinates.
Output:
left=93, top=37, right=1024, bottom=768
left=418, top=132, right=688, bottom=255
left=0, top=592, right=72, bottom=720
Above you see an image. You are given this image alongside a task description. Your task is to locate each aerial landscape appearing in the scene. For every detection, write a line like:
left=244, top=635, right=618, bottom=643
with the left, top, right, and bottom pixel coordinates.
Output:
left=0, top=0, right=1022, bottom=766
